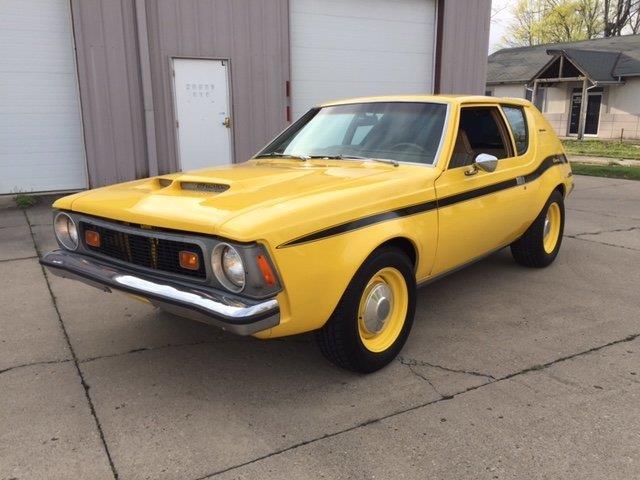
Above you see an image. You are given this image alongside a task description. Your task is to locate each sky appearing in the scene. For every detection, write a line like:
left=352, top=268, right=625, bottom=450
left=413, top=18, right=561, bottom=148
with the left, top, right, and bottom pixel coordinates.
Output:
left=489, top=0, right=514, bottom=53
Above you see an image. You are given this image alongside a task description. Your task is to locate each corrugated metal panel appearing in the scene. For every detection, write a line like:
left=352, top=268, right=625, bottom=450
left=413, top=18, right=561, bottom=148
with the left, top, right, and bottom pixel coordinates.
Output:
left=438, top=0, right=491, bottom=95
left=145, top=0, right=290, bottom=172
left=71, top=0, right=147, bottom=187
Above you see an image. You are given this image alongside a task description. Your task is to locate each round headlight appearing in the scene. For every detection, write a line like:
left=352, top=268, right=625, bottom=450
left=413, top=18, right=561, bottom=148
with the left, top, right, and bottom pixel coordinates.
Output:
left=212, top=243, right=245, bottom=292
left=54, top=212, right=79, bottom=250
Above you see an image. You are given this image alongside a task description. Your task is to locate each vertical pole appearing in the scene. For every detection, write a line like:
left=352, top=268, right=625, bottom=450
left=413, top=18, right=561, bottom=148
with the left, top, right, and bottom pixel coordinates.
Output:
left=577, top=77, right=589, bottom=140
left=531, top=79, right=539, bottom=107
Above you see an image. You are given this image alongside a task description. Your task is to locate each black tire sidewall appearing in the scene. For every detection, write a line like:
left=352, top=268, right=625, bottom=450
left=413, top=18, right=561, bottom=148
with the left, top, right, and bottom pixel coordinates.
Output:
left=511, top=189, right=565, bottom=268
left=339, top=248, right=416, bottom=372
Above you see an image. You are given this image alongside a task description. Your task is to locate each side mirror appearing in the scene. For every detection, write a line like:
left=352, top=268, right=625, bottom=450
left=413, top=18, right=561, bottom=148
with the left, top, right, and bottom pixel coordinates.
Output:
left=465, top=153, right=498, bottom=176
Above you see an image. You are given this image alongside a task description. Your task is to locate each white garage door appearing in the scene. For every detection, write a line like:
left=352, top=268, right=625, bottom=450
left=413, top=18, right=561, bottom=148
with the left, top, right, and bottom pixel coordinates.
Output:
left=289, top=0, right=437, bottom=119
left=0, top=0, right=87, bottom=194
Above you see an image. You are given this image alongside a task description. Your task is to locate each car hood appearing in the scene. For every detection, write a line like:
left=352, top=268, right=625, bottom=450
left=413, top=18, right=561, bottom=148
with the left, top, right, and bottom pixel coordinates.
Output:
left=58, top=159, right=438, bottom=245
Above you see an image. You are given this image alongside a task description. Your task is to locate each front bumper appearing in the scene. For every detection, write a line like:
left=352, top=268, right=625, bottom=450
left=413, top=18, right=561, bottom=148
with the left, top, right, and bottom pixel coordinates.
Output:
left=40, top=250, right=280, bottom=335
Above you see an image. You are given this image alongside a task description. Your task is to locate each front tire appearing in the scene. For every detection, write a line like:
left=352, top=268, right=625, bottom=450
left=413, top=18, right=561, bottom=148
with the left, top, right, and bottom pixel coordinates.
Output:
left=511, top=190, right=565, bottom=268
left=316, top=247, right=416, bottom=373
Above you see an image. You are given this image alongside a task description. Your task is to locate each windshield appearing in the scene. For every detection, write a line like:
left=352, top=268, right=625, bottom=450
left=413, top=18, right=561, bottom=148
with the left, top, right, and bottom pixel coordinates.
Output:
left=257, top=102, right=448, bottom=165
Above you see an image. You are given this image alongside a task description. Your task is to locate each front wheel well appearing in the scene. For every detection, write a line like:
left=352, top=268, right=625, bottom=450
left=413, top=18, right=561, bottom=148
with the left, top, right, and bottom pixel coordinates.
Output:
left=376, top=237, right=417, bottom=271
left=555, top=183, right=566, bottom=197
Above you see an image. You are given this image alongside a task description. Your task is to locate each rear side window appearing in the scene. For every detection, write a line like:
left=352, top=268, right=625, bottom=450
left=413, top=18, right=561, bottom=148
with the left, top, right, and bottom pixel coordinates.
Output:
left=502, top=106, right=528, bottom=156
left=448, top=106, right=513, bottom=169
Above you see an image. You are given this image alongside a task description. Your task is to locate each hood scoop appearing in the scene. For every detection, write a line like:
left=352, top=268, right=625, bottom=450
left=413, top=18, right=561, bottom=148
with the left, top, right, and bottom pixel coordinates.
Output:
left=179, top=181, right=230, bottom=193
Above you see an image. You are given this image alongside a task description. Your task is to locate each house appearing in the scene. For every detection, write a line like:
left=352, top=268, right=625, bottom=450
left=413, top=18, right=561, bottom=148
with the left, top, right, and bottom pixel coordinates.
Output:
left=0, top=0, right=491, bottom=195
left=487, top=34, right=640, bottom=140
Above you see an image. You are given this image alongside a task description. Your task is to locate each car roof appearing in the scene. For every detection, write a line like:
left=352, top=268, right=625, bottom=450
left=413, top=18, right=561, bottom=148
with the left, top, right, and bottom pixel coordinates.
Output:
left=319, top=95, right=532, bottom=108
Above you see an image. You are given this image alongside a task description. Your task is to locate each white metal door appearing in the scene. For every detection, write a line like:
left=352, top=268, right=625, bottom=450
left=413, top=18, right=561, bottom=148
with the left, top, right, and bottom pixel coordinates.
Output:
left=172, top=58, right=232, bottom=171
left=289, top=0, right=437, bottom=119
left=0, top=0, right=87, bottom=194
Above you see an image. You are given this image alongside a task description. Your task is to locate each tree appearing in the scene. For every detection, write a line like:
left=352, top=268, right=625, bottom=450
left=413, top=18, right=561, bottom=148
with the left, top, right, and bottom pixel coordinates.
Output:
left=501, top=0, right=639, bottom=47
left=603, top=0, right=640, bottom=36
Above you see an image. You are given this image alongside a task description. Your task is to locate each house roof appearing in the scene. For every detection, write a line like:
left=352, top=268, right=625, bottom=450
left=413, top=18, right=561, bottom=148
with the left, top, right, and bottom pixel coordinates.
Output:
left=487, top=34, right=640, bottom=85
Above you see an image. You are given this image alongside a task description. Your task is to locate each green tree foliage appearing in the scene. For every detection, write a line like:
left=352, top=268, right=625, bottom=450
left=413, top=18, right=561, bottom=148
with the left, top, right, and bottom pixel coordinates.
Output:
left=502, top=0, right=639, bottom=47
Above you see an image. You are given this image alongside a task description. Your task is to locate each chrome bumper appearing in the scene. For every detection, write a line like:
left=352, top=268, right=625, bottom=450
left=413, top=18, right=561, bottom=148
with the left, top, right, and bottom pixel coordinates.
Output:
left=40, top=250, right=280, bottom=335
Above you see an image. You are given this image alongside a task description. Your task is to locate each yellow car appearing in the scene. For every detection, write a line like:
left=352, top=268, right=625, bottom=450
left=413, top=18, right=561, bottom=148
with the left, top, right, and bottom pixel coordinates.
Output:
left=41, top=95, right=573, bottom=373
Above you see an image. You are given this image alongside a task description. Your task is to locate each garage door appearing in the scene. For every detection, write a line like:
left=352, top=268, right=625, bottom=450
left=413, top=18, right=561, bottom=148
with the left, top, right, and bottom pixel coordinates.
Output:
left=289, top=0, right=437, bottom=119
left=0, top=0, right=87, bottom=194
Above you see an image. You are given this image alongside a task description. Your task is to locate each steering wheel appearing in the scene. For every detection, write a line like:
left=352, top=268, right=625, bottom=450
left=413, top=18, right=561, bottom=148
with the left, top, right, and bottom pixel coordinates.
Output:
left=390, top=142, right=426, bottom=154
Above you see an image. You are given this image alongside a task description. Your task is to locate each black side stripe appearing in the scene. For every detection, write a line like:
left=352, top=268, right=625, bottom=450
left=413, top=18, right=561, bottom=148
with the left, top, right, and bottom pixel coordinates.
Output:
left=279, top=154, right=567, bottom=248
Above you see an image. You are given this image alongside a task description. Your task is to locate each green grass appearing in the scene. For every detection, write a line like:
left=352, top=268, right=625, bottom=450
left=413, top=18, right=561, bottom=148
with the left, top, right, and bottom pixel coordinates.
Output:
left=14, top=193, right=39, bottom=209
left=562, top=139, right=640, bottom=160
left=571, top=163, right=640, bottom=181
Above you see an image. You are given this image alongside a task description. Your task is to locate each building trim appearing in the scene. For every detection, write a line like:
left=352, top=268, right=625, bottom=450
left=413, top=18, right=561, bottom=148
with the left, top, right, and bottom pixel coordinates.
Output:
left=433, top=0, right=445, bottom=94
left=134, top=0, right=158, bottom=177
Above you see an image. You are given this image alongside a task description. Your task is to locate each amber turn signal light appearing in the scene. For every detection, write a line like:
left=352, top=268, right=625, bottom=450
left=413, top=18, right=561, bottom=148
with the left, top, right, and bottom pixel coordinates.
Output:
left=256, top=254, right=276, bottom=285
left=179, top=251, right=199, bottom=270
left=84, top=230, right=101, bottom=247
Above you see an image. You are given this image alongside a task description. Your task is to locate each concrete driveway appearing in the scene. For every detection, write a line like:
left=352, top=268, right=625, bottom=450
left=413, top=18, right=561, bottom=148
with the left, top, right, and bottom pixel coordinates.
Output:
left=1, top=175, right=639, bottom=480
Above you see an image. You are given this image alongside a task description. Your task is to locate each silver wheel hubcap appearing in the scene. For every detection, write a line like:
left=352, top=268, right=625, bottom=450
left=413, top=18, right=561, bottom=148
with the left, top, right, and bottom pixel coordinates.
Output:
left=543, top=212, right=551, bottom=239
left=362, top=283, right=393, bottom=334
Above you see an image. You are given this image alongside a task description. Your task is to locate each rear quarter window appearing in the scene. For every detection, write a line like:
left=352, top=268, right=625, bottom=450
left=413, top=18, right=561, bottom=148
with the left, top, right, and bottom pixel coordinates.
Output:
left=502, top=106, right=529, bottom=156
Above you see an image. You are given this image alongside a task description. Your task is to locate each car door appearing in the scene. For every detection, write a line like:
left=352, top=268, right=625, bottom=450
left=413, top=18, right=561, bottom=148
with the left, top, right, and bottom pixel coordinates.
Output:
left=431, top=103, right=534, bottom=275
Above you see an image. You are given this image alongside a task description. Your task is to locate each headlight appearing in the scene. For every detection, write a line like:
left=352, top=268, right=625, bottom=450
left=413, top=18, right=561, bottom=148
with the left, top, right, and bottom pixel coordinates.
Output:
left=54, top=212, right=79, bottom=250
left=212, top=243, right=245, bottom=292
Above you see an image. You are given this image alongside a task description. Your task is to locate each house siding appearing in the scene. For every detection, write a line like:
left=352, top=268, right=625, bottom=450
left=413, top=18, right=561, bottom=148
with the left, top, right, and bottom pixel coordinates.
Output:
left=491, top=80, right=640, bottom=139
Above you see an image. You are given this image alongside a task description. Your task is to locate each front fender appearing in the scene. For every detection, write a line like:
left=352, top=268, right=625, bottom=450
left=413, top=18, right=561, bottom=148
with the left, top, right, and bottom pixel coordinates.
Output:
left=256, top=209, right=438, bottom=338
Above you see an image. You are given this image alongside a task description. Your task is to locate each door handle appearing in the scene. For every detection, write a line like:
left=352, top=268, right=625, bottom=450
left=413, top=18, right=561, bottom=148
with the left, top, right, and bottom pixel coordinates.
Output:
left=222, top=116, right=231, bottom=129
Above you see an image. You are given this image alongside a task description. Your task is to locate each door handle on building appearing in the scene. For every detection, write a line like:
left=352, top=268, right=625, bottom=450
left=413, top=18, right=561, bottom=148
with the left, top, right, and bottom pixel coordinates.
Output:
left=223, top=117, right=231, bottom=128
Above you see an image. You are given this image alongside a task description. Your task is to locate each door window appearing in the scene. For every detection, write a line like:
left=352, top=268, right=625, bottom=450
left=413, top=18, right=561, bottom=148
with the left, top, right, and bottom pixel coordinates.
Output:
left=502, top=106, right=528, bottom=155
left=448, top=107, right=513, bottom=169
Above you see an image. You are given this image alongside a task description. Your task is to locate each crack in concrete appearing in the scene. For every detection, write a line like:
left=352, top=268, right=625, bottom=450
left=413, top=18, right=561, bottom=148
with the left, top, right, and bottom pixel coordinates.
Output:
left=0, top=358, right=72, bottom=376
left=398, top=355, right=496, bottom=380
left=198, top=332, right=640, bottom=479
left=398, top=360, right=444, bottom=398
left=79, top=339, right=228, bottom=364
left=23, top=211, right=120, bottom=480
left=569, top=226, right=639, bottom=237
left=564, top=234, right=640, bottom=252
left=565, top=207, right=640, bottom=221
left=0, top=255, right=38, bottom=263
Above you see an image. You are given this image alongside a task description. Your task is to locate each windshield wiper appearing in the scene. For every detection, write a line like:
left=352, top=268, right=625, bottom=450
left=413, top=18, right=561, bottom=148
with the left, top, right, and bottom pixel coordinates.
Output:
left=255, top=152, right=310, bottom=161
left=307, top=154, right=398, bottom=166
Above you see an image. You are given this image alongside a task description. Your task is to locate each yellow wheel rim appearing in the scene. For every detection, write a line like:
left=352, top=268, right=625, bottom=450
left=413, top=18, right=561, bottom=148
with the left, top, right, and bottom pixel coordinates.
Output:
left=357, top=267, right=408, bottom=353
left=543, top=202, right=561, bottom=254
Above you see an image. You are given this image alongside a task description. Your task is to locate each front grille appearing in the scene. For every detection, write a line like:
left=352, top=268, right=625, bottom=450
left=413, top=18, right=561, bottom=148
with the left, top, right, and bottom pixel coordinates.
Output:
left=80, top=222, right=206, bottom=279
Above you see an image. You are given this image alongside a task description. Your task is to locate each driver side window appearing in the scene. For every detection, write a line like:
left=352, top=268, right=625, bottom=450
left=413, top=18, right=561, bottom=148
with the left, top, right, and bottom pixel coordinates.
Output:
left=448, top=107, right=513, bottom=169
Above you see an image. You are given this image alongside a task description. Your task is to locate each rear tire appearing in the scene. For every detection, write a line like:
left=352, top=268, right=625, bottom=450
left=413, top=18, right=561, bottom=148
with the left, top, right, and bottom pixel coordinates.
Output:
left=511, top=190, right=565, bottom=268
left=316, top=247, right=416, bottom=373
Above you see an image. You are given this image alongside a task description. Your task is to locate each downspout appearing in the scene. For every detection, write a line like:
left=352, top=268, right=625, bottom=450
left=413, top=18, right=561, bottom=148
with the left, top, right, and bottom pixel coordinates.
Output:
left=134, top=0, right=159, bottom=177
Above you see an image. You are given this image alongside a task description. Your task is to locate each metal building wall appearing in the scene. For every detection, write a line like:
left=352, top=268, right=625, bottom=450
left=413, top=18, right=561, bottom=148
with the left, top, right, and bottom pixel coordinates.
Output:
left=71, top=0, right=148, bottom=187
left=71, top=0, right=289, bottom=186
left=145, top=0, right=290, bottom=173
left=71, top=0, right=490, bottom=188
left=436, top=0, right=491, bottom=95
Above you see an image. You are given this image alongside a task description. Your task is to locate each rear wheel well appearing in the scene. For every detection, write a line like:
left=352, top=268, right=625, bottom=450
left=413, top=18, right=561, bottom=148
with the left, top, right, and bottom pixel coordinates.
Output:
left=376, top=237, right=417, bottom=271
left=555, top=184, right=566, bottom=197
